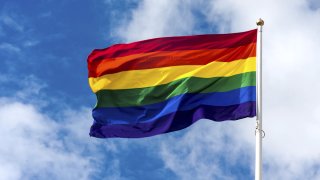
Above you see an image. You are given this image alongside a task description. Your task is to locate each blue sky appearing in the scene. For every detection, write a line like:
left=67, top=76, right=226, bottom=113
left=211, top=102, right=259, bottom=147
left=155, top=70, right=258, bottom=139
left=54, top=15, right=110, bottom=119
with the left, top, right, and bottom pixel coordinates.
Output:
left=1, top=0, right=320, bottom=179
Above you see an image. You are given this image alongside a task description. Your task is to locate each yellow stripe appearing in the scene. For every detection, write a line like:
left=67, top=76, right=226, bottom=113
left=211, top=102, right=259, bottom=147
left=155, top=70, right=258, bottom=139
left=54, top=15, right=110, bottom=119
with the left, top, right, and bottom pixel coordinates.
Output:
left=89, top=57, right=256, bottom=92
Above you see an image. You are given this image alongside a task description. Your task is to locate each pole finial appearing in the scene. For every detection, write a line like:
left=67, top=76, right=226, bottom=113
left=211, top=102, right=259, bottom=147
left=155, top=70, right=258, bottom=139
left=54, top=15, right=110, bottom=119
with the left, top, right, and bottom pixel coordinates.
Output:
left=256, top=18, right=264, bottom=26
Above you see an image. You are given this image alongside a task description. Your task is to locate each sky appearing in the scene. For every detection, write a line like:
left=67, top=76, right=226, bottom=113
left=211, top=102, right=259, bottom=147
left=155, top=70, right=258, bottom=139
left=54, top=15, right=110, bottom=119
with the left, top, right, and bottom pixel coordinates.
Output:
left=1, top=0, right=320, bottom=179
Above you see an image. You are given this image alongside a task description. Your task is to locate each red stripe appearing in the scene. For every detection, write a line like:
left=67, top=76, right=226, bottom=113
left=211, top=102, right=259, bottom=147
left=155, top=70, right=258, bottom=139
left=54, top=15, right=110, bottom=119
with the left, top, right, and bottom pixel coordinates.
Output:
left=88, top=29, right=257, bottom=63
left=88, top=43, right=256, bottom=77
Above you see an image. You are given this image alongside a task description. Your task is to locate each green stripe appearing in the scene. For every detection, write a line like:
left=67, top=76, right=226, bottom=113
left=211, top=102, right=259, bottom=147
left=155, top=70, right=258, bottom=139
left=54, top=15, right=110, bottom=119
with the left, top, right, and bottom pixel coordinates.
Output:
left=96, top=71, right=256, bottom=108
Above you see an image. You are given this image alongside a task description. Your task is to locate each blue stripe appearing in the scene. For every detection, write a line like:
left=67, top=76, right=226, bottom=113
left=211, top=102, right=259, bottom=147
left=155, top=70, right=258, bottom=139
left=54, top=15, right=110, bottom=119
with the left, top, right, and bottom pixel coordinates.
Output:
left=90, top=102, right=256, bottom=138
left=93, top=86, right=256, bottom=125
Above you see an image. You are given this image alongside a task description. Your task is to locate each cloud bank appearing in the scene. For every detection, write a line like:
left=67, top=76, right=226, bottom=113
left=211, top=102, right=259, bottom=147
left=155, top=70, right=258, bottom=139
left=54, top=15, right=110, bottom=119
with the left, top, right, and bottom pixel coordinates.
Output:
left=0, top=77, right=121, bottom=180
left=0, top=98, right=94, bottom=179
left=114, top=0, right=320, bottom=179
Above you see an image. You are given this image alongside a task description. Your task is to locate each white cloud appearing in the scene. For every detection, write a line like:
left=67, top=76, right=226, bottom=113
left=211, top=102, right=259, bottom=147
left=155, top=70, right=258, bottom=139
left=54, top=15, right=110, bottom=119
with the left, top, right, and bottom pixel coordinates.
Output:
left=0, top=93, right=126, bottom=180
left=0, top=74, right=49, bottom=107
left=0, top=12, right=40, bottom=53
left=113, top=0, right=320, bottom=179
left=23, top=40, right=40, bottom=47
left=0, top=43, right=21, bottom=53
left=0, top=15, right=24, bottom=32
left=16, top=75, right=47, bottom=99
left=0, top=71, right=127, bottom=179
left=0, top=99, right=95, bottom=180
left=160, top=120, right=254, bottom=180
left=115, top=0, right=196, bottom=42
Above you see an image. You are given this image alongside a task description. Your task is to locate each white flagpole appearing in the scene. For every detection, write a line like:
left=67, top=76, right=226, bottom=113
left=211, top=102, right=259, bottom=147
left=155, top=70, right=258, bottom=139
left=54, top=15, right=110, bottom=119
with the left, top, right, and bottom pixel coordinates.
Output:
left=255, top=18, right=264, bottom=180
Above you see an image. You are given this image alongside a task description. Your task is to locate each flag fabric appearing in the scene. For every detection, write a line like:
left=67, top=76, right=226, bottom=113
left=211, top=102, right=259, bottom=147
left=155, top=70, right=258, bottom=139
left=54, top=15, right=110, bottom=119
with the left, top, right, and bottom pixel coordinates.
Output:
left=87, top=29, right=257, bottom=138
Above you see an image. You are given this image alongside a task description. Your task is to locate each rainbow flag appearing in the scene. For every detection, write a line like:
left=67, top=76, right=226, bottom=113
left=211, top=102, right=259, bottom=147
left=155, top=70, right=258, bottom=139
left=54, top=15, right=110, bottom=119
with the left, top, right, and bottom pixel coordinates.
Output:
left=87, top=29, right=257, bottom=138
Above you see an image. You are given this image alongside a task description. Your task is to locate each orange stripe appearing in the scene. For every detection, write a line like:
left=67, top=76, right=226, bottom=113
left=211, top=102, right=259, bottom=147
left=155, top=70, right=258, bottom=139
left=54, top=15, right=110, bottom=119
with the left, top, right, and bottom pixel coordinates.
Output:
left=89, top=43, right=256, bottom=77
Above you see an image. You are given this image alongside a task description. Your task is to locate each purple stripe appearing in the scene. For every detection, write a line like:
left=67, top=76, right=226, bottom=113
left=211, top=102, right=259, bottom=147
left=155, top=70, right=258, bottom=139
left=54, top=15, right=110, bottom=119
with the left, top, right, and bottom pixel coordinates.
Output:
left=89, top=101, right=256, bottom=138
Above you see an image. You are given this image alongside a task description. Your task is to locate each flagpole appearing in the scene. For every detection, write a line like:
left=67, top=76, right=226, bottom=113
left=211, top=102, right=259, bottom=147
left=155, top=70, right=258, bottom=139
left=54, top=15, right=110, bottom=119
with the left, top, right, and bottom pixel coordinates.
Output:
left=255, top=18, right=264, bottom=180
